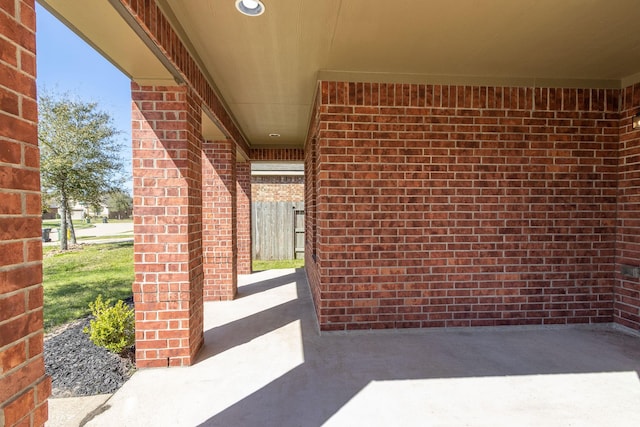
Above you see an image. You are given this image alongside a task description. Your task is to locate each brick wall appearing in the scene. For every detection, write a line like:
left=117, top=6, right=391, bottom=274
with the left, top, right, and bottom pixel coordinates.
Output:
left=250, top=150, right=304, bottom=211
left=250, top=148, right=304, bottom=161
left=307, top=81, right=619, bottom=331
left=305, top=94, right=322, bottom=320
left=237, top=161, right=252, bottom=274
left=202, top=140, right=237, bottom=300
left=0, top=0, right=51, bottom=425
left=252, top=175, right=305, bottom=202
left=615, top=83, right=640, bottom=330
left=131, top=83, right=204, bottom=367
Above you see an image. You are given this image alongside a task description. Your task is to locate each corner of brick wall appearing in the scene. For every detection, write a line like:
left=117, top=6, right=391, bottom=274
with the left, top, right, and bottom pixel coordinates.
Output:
left=304, top=90, right=323, bottom=322
left=237, top=161, right=252, bottom=274
left=615, top=83, right=640, bottom=330
left=1, top=1, right=51, bottom=425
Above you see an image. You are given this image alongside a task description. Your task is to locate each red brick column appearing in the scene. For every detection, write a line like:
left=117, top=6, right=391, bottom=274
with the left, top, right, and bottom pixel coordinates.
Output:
left=131, top=83, right=204, bottom=367
left=202, top=140, right=237, bottom=300
left=237, top=160, right=252, bottom=274
left=0, top=1, right=51, bottom=425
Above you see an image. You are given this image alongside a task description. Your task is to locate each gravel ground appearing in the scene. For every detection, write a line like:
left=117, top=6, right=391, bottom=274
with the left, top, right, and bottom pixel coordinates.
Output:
left=44, top=317, right=135, bottom=398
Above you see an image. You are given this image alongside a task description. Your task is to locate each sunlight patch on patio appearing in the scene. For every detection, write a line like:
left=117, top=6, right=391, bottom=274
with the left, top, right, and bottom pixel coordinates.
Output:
left=326, top=372, right=640, bottom=426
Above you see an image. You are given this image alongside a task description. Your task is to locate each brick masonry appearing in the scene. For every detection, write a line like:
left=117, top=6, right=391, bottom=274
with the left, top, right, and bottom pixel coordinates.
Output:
left=117, top=0, right=255, bottom=365
left=305, top=109, right=321, bottom=319
left=252, top=175, right=305, bottom=203
left=131, top=83, right=204, bottom=367
left=237, top=161, right=252, bottom=274
left=306, top=82, right=625, bottom=331
left=616, top=83, right=640, bottom=330
left=0, top=0, right=51, bottom=425
left=202, top=140, right=237, bottom=300
left=116, top=0, right=640, bottom=335
left=250, top=148, right=304, bottom=161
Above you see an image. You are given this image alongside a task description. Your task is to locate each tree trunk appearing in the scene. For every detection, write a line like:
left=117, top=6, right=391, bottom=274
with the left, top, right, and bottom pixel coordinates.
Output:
left=66, top=203, right=77, bottom=245
left=59, top=196, right=68, bottom=250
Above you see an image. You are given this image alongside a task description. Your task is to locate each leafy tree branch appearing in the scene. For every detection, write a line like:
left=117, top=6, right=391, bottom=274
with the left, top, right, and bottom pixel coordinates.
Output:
left=39, top=92, right=126, bottom=250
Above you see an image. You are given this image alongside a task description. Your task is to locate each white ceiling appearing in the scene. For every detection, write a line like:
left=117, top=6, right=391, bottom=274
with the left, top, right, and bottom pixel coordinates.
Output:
left=39, top=0, right=640, bottom=149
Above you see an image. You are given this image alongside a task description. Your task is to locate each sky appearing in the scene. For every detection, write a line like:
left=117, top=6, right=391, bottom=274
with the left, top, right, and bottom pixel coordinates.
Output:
left=36, top=4, right=133, bottom=192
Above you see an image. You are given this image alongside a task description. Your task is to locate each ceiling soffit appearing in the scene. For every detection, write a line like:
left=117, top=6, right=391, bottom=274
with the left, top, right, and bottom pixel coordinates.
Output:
left=40, top=1, right=640, bottom=149
left=163, top=0, right=640, bottom=149
left=38, top=0, right=175, bottom=84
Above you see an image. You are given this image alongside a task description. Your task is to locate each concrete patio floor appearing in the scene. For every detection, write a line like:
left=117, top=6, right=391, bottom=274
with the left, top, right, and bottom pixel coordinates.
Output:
left=80, top=268, right=640, bottom=426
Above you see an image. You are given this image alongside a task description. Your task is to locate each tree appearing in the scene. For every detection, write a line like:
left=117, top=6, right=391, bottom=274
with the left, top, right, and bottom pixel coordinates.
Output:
left=39, top=92, right=125, bottom=250
left=41, top=191, right=54, bottom=216
left=107, top=190, right=133, bottom=220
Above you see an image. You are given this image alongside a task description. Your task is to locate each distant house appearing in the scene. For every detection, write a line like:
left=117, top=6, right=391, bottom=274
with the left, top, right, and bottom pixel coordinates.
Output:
left=41, top=204, right=58, bottom=220
left=70, top=202, right=91, bottom=220
left=251, top=162, right=304, bottom=203
left=42, top=200, right=131, bottom=220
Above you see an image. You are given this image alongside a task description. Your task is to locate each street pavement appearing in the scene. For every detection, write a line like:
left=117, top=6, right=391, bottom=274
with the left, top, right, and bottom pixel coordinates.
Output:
left=43, top=221, right=133, bottom=246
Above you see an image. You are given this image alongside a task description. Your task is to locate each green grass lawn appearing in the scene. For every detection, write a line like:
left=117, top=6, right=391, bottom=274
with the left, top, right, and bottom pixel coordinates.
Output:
left=252, top=259, right=304, bottom=271
left=43, top=242, right=302, bottom=330
left=43, top=242, right=134, bottom=330
left=77, top=234, right=133, bottom=241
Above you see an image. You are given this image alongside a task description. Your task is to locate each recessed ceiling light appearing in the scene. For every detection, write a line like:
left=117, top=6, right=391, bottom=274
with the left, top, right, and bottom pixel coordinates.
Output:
left=269, top=133, right=280, bottom=138
left=235, top=0, right=265, bottom=16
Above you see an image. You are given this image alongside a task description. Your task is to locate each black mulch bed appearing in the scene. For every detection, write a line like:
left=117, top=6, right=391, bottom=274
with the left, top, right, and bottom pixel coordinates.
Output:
left=44, top=300, right=135, bottom=398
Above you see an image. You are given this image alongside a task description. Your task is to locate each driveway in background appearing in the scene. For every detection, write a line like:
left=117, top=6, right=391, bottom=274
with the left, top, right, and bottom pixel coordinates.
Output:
left=43, top=221, right=133, bottom=245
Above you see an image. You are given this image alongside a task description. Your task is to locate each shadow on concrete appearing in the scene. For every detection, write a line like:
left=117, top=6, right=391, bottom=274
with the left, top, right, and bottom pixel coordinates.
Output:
left=198, top=299, right=302, bottom=359
left=235, top=271, right=300, bottom=298
left=195, top=269, right=640, bottom=427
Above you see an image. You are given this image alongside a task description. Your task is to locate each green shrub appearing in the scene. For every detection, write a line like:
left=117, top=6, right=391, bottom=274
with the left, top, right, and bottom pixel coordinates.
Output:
left=84, top=295, right=135, bottom=354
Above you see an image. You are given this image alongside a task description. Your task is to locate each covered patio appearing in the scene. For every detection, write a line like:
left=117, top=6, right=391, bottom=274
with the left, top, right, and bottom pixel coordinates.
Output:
left=80, top=269, right=640, bottom=426
left=2, top=1, right=640, bottom=425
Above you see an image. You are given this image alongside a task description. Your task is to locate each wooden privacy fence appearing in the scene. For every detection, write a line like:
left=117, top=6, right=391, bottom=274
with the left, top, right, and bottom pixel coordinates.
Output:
left=252, top=202, right=305, bottom=260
